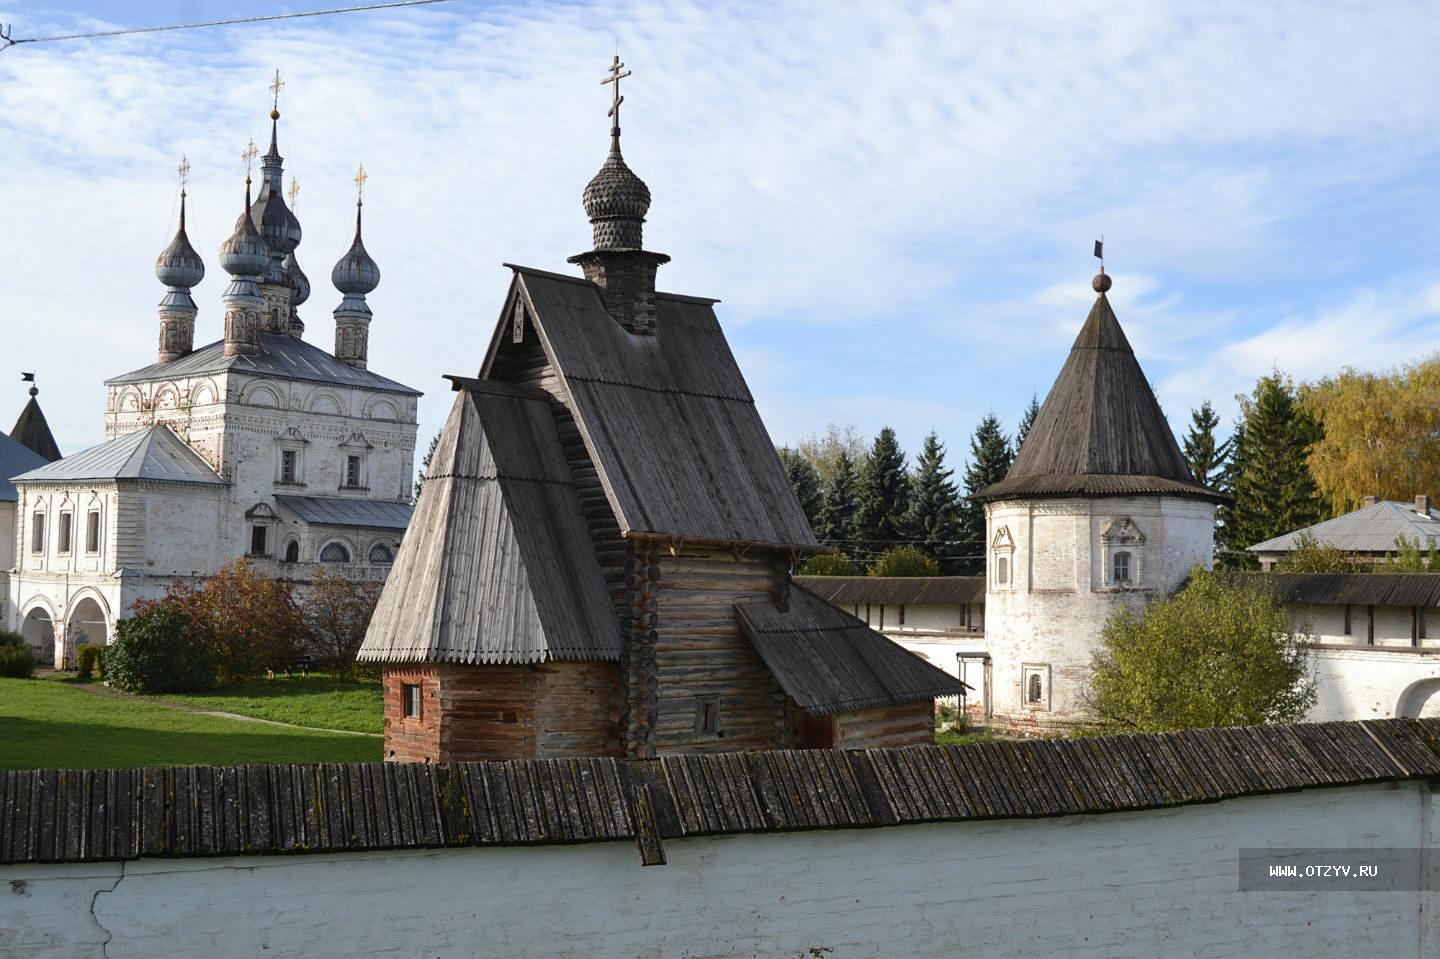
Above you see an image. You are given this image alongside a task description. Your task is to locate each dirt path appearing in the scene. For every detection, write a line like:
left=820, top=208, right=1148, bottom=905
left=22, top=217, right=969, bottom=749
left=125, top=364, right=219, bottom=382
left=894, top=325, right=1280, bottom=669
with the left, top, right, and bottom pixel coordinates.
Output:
left=54, top=677, right=382, bottom=738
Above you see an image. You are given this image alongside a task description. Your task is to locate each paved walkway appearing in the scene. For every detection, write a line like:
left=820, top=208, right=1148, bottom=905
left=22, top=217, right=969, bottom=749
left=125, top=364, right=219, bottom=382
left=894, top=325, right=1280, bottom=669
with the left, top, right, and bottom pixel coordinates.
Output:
left=53, top=676, right=383, bottom=738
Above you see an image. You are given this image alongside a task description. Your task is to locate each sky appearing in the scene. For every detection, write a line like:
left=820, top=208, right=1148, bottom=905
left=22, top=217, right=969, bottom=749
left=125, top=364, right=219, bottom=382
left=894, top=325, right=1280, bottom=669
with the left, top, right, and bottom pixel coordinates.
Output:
left=3, top=0, right=1440, bottom=478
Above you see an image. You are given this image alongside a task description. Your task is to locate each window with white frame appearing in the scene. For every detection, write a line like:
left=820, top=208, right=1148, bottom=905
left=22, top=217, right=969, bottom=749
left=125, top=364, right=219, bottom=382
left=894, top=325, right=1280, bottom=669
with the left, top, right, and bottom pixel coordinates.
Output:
left=275, top=428, right=309, bottom=486
left=1112, top=550, right=1132, bottom=585
left=57, top=512, right=72, bottom=554
left=1099, top=517, right=1145, bottom=589
left=30, top=511, right=44, bottom=553
left=991, top=525, right=1015, bottom=589
left=280, top=449, right=299, bottom=484
left=344, top=455, right=363, bottom=489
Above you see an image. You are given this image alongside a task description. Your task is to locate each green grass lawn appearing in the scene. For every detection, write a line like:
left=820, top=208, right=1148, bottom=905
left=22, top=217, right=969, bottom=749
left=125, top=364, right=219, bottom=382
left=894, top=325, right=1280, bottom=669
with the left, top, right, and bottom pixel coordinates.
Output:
left=0, top=678, right=381, bottom=770
left=156, top=673, right=383, bottom=734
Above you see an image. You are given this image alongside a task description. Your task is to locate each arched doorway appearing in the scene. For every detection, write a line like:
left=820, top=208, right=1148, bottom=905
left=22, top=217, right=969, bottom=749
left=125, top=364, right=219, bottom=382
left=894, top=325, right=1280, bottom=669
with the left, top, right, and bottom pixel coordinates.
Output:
left=20, top=607, right=55, bottom=667
left=65, top=596, right=108, bottom=669
left=1396, top=678, right=1440, bottom=718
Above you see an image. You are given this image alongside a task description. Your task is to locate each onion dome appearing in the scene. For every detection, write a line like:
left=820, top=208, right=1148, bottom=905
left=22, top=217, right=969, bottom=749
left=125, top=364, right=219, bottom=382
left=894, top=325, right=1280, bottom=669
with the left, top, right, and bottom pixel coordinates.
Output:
left=331, top=202, right=380, bottom=295
left=582, top=147, right=651, bottom=250
left=155, top=193, right=205, bottom=289
left=284, top=251, right=310, bottom=306
left=219, top=179, right=271, bottom=277
left=251, top=118, right=302, bottom=260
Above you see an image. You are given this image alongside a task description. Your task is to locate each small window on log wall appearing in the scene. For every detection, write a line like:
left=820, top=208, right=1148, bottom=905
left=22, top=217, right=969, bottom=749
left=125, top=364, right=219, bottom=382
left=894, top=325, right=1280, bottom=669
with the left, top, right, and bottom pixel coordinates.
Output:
left=695, top=695, right=721, bottom=738
left=402, top=684, right=421, bottom=719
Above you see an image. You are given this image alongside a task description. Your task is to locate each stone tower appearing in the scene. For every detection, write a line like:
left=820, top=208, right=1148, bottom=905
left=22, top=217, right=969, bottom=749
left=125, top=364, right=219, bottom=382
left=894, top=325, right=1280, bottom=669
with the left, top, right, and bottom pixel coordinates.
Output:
left=154, top=185, right=205, bottom=363
left=973, top=268, right=1225, bottom=734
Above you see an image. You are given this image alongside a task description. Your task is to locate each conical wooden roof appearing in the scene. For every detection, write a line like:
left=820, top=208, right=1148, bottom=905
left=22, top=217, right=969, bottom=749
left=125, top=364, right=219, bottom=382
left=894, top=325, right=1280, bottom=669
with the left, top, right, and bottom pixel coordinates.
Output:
left=10, top=394, right=60, bottom=462
left=976, top=280, right=1222, bottom=503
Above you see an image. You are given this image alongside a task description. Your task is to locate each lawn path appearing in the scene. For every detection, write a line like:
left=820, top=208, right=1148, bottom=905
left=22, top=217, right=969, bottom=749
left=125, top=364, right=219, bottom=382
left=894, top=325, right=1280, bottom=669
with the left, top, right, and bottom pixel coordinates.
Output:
left=61, top=680, right=383, bottom=738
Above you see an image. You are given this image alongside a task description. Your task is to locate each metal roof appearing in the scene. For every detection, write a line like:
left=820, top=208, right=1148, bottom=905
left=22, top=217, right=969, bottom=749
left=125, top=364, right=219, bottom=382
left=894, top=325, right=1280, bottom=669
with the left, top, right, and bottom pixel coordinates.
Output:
left=0, top=432, right=47, bottom=502
left=9, top=395, right=61, bottom=462
left=737, top=586, right=970, bottom=715
left=976, top=288, right=1222, bottom=504
left=358, top=386, right=622, bottom=665
left=5, top=719, right=1439, bottom=867
left=11, top=426, right=224, bottom=486
left=795, top=575, right=987, bottom=607
left=107, top=332, right=420, bottom=397
left=1250, top=500, right=1440, bottom=554
left=273, top=494, right=413, bottom=530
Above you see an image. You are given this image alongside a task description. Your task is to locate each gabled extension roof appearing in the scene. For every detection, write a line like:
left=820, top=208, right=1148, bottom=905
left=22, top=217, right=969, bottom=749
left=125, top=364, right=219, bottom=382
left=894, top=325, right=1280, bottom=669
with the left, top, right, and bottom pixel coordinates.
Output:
left=489, top=266, right=818, bottom=549
left=11, top=425, right=224, bottom=486
left=0, top=431, right=47, bottom=502
left=357, top=382, right=622, bottom=665
left=10, top=395, right=61, bottom=462
left=737, top=586, right=970, bottom=715
left=976, top=285, right=1223, bottom=504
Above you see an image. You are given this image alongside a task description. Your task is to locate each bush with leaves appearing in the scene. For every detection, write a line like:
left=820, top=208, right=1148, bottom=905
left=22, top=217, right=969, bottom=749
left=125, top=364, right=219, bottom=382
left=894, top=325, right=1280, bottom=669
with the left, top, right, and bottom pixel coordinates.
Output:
left=798, top=553, right=858, bottom=576
left=75, top=643, right=104, bottom=681
left=867, top=546, right=941, bottom=577
left=0, top=630, right=34, bottom=679
left=305, top=571, right=383, bottom=677
left=106, top=606, right=216, bottom=694
left=1378, top=534, right=1440, bottom=572
left=1086, top=568, right=1315, bottom=731
left=1274, top=531, right=1370, bottom=573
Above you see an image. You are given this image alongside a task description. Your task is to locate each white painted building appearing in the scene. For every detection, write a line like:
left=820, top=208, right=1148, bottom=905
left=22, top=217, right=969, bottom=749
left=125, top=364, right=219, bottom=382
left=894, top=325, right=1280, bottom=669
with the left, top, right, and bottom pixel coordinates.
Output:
left=5, top=103, right=418, bottom=666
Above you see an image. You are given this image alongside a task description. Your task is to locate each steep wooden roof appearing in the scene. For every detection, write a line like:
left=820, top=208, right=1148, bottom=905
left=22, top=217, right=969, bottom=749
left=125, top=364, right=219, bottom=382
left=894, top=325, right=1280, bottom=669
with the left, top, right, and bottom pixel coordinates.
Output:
left=487, top=266, right=818, bottom=550
left=9, top=394, right=60, bottom=462
left=976, top=287, right=1223, bottom=504
left=358, top=383, right=621, bottom=665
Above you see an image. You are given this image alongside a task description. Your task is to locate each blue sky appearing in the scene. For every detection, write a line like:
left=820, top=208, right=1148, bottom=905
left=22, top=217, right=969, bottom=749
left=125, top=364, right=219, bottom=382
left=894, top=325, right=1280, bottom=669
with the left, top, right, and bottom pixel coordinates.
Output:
left=3, top=0, right=1440, bottom=475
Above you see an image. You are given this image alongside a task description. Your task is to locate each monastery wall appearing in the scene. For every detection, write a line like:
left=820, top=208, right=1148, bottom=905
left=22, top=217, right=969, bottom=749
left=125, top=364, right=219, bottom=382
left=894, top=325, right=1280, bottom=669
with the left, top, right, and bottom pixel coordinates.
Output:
left=3, top=780, right=1432, bottom=959
left=1308, top=646, right=1440, bottom=721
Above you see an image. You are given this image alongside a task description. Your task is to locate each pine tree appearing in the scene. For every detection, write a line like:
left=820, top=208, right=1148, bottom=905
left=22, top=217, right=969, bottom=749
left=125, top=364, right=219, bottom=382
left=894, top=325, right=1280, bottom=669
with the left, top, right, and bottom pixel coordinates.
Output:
left=1218, top=373, right=1324, bottom=568
left=1015, top=393, right=1041, bottom=453
left=905, top=433, right=965, bottom=572
left=412, top=429, right=442, bottom=501
left=1182, top=400, right=1231, bottom=488
left=777, top=448, right=823, bottom=531
left=855, top=428, right=909, bottom=556
left=957, top=415, right=1014, bottom=575
left=816, top=449, right=860, bottom=556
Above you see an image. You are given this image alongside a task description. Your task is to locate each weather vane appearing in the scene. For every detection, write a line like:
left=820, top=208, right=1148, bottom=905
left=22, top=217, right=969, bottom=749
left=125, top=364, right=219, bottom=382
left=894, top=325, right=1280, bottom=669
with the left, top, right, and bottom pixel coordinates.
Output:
left=241, top=138, right=258, bottom=180
left=287, top=176, right=300, bottom=210
left=601, top=54, right=631, bottom=142
left=1094, top=235, right=1105, bottom=272
left=354, top=164, right=368, bottom=204
left=270, top=68, right=285, bottom=113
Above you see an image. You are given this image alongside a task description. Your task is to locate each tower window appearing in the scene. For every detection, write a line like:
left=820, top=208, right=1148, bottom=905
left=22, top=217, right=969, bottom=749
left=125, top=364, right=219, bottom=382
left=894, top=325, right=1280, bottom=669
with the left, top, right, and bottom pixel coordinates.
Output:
left=1027, top=673, right=1043, bottom=703
left=344, top=455, right=362, bottom=488
left=280, top=449, right=298, bottom=483
left=86, top=510, right=101, bottom=553
left=1112, top=551, right=1132, bottom=585
left=30, top=512, right=44, bottom=553
left=250, top=525, right=269, bottom=556
left=402, top=683, right=421, bottom=719
left=1022, top=664, right=1050, bottom=710
left=57, top=512, right=72, bottom=554
left=994, top=556, right=1009, bottom=585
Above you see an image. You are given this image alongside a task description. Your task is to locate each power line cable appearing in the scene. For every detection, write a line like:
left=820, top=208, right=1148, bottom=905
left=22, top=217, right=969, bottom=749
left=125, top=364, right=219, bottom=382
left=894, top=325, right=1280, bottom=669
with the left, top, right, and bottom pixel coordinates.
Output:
left=0, top=0, right=450, bottom=52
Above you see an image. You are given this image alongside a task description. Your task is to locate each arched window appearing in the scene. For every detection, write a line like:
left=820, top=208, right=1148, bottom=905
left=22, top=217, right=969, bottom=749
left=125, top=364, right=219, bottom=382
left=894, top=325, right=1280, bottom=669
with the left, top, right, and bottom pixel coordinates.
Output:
left=283, top=540, right=300, bottom=563
left=1112, top=551, right=1132, bottom=585
left=1027, top=673, right=1043, bottom=704
left=368, top=543, right=394, bottom=565
left=319, top=542, right=352, bottom=563
left=994, top=556, right=1009, bottom=585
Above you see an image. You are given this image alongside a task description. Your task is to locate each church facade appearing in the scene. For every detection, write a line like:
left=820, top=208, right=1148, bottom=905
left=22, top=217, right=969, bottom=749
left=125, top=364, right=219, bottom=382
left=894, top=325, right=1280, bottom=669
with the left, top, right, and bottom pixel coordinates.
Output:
left=6, top=95, right=418, bottom=667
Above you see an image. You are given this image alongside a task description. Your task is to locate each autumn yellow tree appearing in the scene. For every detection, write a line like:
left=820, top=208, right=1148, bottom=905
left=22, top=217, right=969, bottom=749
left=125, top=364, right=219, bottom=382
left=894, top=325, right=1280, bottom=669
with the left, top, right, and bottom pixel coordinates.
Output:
left=1301, top=356, right=1440, bottom=513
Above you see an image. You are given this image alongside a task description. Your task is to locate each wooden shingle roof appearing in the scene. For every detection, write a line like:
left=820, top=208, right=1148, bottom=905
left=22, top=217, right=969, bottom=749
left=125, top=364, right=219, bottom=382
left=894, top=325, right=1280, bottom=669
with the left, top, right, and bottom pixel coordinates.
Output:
left=9, top=394, right=60, bottom=462
left=794, top=575, right=986, bottom=607
left=976, top=286, right=1223, bottom=504
left=357, top=382, right=621, bottom=665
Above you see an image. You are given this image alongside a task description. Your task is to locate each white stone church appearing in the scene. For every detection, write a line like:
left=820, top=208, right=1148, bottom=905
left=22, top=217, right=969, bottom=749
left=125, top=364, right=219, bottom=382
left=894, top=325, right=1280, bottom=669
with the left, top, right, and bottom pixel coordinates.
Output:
left=6, top=101, right=419, bottom=667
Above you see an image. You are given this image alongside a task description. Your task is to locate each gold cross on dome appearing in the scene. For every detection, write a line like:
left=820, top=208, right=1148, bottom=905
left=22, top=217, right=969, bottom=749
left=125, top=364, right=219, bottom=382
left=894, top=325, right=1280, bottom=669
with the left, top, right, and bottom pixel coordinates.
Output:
left=177, top=154, right=191, bottom=191
left=241, top=139, right=258, bottom=176
left=270, top=69, right=285, bottom=110
left=287, top=176, right=300, bottom=210
left=354, top=163, right=368, bottom=202
left=601, top=54, right=631, bottom=127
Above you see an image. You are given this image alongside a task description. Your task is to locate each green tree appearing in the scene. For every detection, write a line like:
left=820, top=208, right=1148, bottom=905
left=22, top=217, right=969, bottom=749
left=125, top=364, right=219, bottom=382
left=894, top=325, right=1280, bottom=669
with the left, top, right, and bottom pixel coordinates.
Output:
left=1218, top=373, right=1324, bottom=568
left=413, top=429, right=442, bottom=501
left=1377, top=534, right=1440, bottom=572
left=905, top=432, right=965, bottom=572
left=1085, top=569, right=1316, bottom=731
left=867, top=546, right=941, bottom=577
left=1015, top=392, right=1041, bottom=453
left=106, top=606, right=216, bottom=694
left=958, top=415, right=1014, bottom=575
left=305, top=571, right=384, bottom=677
left=778, top=447, right=824, bottom=531
left=1274, top=531, right=1369, bottom=573
left=1182, top=399, right=1232, bottom=488
left=855, top=428, right=909, bottom=554
left=815, top=449, right=861, bottom=556
left=797, top=553, right=859, bottom=576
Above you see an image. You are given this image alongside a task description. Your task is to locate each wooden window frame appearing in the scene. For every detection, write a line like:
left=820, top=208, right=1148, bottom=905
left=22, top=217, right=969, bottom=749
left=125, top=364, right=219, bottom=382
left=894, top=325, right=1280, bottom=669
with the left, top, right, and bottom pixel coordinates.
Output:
left=694, top=695, right=721, bottom=739
left=402, top=683, right=422, bottom=720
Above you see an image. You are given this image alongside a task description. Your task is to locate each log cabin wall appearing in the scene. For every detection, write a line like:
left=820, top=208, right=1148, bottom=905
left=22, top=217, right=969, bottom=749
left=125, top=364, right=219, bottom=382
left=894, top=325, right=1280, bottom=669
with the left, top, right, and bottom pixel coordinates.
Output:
left=383, top=666, right=443, bottom=763
left=648, top=545, right=792, bottom=754
left=833, top=701, right=935, bottom=749
left=435, top=662, right=624, bottom=763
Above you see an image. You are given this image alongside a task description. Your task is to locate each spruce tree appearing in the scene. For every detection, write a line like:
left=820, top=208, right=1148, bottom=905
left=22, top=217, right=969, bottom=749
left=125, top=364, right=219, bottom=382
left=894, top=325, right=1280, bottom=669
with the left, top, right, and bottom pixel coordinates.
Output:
left=1015, top=393, right=1041, bottom=453
left=1218, top=373, right=1324, bottom=568
left=816, top=449, right=860, bottom=556
left=778, top=448, right=823, bottom=530
left=855, top=428, right=909, bottom=556
left=958, top=415, right=1014, bottom=575
left=905, top=433, right=965, bottom=572
left=1182, top=400, right=1231, bottom=488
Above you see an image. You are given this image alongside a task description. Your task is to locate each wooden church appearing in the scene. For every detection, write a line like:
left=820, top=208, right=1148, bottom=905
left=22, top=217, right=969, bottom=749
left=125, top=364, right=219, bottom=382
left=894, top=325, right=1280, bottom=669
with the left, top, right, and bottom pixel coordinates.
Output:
left=358, top=59, right=964, bottom=762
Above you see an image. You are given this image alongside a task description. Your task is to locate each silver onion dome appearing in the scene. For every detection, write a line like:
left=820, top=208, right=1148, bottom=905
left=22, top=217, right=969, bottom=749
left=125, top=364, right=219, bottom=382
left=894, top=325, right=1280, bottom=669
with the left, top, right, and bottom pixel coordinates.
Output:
left=284, top=250, right=310, bottom=305
left=155, top=194, right=205, bottom=289
left=331, top=203, right=380, bottom=295
left=219, top=180, right=271, bottom=277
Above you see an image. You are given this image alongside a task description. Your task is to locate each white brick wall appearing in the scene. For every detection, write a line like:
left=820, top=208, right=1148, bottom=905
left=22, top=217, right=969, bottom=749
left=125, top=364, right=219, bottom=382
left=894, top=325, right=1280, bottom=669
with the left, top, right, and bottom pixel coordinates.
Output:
left=0, top=781, right=1430, bottom=959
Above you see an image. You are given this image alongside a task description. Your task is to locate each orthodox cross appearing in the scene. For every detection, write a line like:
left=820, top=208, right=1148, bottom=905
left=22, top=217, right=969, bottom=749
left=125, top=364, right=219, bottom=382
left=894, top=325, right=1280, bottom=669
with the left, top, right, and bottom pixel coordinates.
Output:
left=601, top=54, right=631, bottom=142
left=287, top=176, right=300, bottom=211
left=178, top=154, right=191, bottom=194
left=270, top=69, right=285, bottom=111
left=242, top=139, right=258, bottom=179
left=354, top=164, right=368, bottom=204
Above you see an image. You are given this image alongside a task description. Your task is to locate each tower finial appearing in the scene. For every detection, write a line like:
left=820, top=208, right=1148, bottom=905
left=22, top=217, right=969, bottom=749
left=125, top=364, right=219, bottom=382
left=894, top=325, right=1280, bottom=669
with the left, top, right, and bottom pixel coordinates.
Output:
left=1092, top=237, right=1112, bottom=293
left=178, top=154, right=191, bottom=228
left=242, top=138, right=258, bottom=186
left=270, top=68, right=284, bottom=119
left=287, top=176, right=300, bottom=211
left=601, top=54, right=631, bottom=152
left=354, top=163, right=368, bottom=206
left=21, top=371, right=36, bottom=398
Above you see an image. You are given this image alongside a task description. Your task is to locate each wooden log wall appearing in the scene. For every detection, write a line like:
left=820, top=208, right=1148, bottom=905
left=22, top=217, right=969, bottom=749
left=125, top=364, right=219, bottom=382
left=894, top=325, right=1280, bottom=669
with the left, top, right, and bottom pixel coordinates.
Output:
left=833, top=702, right=936, bottom=750
left=435, top=663, right=623, bottom=763
left=649, top=545, right=791, bottom=754
left=383, top=667, right=443, bottom=764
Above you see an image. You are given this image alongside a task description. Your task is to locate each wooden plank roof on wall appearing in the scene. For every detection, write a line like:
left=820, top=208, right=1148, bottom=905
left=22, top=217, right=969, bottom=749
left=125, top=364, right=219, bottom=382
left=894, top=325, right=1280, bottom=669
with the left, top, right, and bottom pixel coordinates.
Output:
left=794, top=576, right=987, bottom=607
left=357, top=383, right=621, bottom=665
left=1232, top=572, right=1440, bottom=609
left=6, top=720, right=1440, bottom=868
left=494, top=266, right=818, bottom=549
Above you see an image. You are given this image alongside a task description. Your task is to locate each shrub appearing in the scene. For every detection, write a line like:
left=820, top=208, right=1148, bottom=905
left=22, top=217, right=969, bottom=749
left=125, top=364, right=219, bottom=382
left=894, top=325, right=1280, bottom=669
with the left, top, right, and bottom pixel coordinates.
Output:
left=798, top=552, right=858, bottom=576
left=75, top=643, right=104, bottom=681
left=106, top=606, right=216, bottom=694
left=0, top=632, right=33, bottom=679
left=305, top=571, right=382, bottom=678
left=866, top=546, right=941, bottom=577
